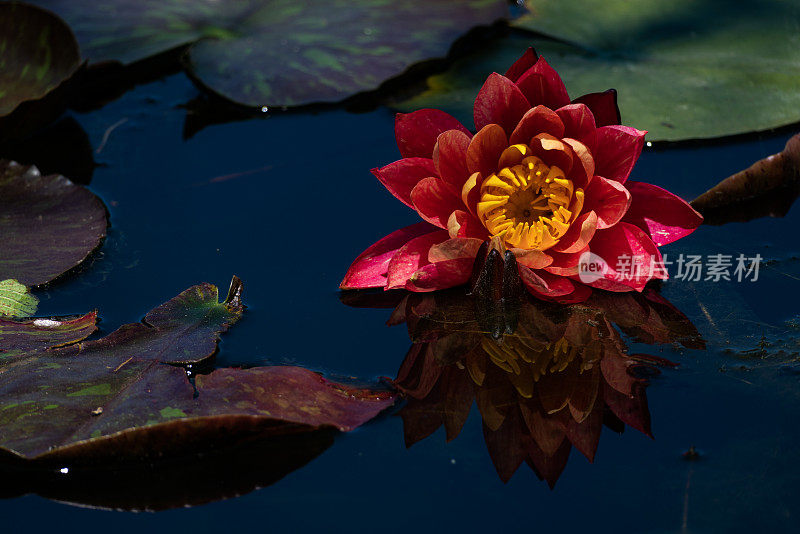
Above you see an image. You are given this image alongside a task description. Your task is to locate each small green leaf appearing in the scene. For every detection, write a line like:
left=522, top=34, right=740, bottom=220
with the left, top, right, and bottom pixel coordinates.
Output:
left=0, top=279, right=38, bottom=318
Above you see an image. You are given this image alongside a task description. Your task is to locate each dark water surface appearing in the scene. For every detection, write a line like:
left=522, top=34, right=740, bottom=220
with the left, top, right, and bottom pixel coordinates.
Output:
left=3, top=72, right=800, bottom=533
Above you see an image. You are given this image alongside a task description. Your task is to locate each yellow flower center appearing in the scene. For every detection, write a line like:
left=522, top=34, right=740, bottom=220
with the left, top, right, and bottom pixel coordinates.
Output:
left=476, top=155, right=576, bottom=251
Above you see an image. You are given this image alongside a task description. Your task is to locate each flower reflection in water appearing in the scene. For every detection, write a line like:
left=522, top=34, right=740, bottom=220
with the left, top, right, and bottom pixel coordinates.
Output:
left=346, top=286, right=703, bottom=486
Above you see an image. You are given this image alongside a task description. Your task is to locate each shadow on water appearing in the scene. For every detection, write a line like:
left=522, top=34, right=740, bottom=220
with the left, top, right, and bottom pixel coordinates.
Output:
left=0, top=422, right=336, bottom=511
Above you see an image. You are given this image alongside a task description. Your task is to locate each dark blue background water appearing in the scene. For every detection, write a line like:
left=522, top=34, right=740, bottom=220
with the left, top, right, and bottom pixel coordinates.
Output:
left=3, top=71, right=800, bottom=533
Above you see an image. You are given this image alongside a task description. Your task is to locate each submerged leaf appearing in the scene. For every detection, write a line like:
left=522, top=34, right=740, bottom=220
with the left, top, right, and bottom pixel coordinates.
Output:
left=397, top=0, right=800, bottom=141
left=0, top=277, right=395, bottom=509
left=0, top=3, right=81, bottom=117
left=28, top=0, right=508, bottom=107
left=0, top=280, right=38, bottom=318
left=691, top=133, right=800, bottom=224
left=0, top=160, right=107, bottom=286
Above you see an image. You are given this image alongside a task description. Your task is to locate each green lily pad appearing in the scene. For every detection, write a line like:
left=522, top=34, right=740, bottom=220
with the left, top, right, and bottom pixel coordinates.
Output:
left=397, top=0, right=800, bottom=141
left=0, top=280, right=38, bottom=318
left=29, top=0, right=508, bottom=107
left=0, top=160, right=107, bottom=286
left=0, top=2, right=81, bottom=117
left=0, top=277, right=395, bottom=465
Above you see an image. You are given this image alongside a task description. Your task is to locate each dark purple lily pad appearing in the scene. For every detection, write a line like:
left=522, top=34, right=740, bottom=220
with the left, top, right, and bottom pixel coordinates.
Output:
left=0, top=311, right=97, bottom=354
left=28, top=0, right=508, bottom=107
left=0, top=2, right=81, bottom=117
left=0, top=277, right=396, bottom=508
left=0, top=160, right=107, bottom=286
left=0, top=277, right=395, bottom=459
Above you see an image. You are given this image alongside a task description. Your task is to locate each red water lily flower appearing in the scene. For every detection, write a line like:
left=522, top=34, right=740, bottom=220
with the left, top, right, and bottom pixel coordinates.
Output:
left=341, top=48, right=703, bottom=302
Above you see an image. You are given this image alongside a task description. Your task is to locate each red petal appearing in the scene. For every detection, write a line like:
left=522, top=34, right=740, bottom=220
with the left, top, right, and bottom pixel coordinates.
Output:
left=433, top=130, right=472, bottom=191
left=340, top=222, right=439, bottom=289
left=584, top=175, right=632, bottom=229
left=509, top=105, right=565, bottom=145
left=504, top=47, right=539, bottom=83
left=474, top=73, right=532, bottom=135
left=427, top=237, right=483, bottom=262
left=406, top=258, right=475, bottom=292
left=553, top=211, right=598, bottom=253
left=595, top=125, right=646, bottom=184
left=515, top=56, right=570, bottom=110
left=556, top=103, right=597, bottom=152
left=562, top=138, right=594, bottom=189
left=622, top=181, right=703, bottom=246
left=544, top=247, right=588, bottom=277
left=583, top=222, right=665, bottom=292
left=447, top=210, right=489, bottom=239
left=518, top=265, right=591, bottom=303
left=386, top=230, right=450, bottom=289
left=372, top=157, right=437, bottom=208
left=572, top=89, right=620, bottom=127
left=511, top=249, right=553, bottom=269
left=466, top=124, right=508, bottom=176
left=529, top=134, right=573, bottom=175
left=410, top=177, right=464, bottom=228
left=395, top=109, right=470, bottom=158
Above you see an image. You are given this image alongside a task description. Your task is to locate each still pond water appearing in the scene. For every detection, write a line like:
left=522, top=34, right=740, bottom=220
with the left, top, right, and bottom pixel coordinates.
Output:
left=3, top=71, right=800, bottom=533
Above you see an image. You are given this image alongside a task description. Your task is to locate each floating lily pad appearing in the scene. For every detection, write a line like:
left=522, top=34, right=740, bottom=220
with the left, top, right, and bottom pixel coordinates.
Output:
left=692, top=133, right=800, bottom=224
left=397, top=0, right=800, bottom=141
left=29, top=0, right=508, bottom=107
left=0, top=277, right=395, bottom=472
left=0, top=280, right=38, bottom=318
left=0, top=310, right=97, bottom=354
left=0, top=160, right=107, bottom=286
left=0, top=2, right=81, bottom=117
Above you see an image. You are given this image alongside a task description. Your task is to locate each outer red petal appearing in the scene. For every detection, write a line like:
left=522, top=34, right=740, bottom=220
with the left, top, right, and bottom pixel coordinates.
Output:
left=474, top=73, right=531, bottom=135
left=583, top=222, right=665, bottom=292
left=556, top=103, right=597, bottom=152
left=518, top=265, right=591, bottom=303
left=466, top=124, right=508, bottom=176
left=410, top=177, right=464, bottom=228
left=623, top=181, right=704, bottom=246
left=515, top=56, right=571, bottom=110
left=583, top=175, right=632, bottom=229
left=509, top=105, right=565, bottom=145
left=505, top=47, right=539, bottom=83
left=406, top=258, right=475, bottom=292
left=395, top=109, right=470, bottom=158
left=433, top=129, right=472, bottom=191
left=339, top=222, right=438, bottom=289
left=594, top=125, right=646, bottom=184
left=372, top=157, right=437, bottom=208
left=572, top=89, right=621, bottom=127
left=386, top=230, right=450, bottom=290
left=427, top=237, right=484, bottom=263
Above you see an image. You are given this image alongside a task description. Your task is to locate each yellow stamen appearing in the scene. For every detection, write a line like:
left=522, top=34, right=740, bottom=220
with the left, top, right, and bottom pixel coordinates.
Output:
left=476, top=155, right=582, bottom=251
